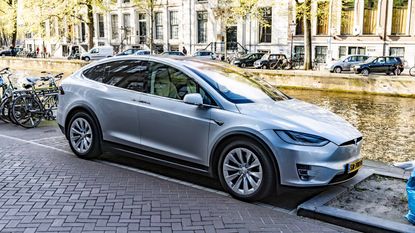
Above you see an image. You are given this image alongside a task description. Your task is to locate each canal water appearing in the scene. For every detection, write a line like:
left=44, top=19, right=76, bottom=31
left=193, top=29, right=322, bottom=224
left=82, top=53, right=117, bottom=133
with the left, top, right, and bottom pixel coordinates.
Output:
left=282, top=89, right=415, bottom=164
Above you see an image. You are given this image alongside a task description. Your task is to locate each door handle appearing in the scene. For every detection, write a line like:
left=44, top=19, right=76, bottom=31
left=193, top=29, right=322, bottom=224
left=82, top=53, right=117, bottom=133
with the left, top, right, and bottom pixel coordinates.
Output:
left=138, top=100, right=151, bottom=105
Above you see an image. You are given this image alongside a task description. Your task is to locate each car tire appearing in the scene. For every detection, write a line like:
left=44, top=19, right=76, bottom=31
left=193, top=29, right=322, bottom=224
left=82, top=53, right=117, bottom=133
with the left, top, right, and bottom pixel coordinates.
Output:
left=261, top=64, right=267, bottom=69
left=240, top=63, right=246, bottom=68
left=334, top=66, right=342, bottom=73
left=84, top=57, right=90, bottom=61
left=67, top=112, right=102, bottom=159
left=218, top=138, right=276, bottom=202
left=393, top=68, right=402, bottom=76
left=361, top=68, right=370, bottom=76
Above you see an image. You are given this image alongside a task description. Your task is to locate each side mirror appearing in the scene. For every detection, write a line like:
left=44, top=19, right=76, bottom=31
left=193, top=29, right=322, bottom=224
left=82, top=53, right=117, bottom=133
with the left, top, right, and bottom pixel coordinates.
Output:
left=183, top=93, right=203, bottom=106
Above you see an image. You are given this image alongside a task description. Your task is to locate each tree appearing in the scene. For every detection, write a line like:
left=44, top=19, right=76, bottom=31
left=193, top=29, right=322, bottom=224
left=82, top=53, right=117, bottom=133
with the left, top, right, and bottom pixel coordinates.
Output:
left=133, top=0, right=156, bottom=54
left=0, top=0, right=17, bottom=47
left=295, top=0, right=312, bottom=70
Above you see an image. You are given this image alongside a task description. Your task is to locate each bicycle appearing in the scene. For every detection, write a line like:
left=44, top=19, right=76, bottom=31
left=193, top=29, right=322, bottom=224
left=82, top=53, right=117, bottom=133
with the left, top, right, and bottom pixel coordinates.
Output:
left=11, top=72, right=63, bottom=128
left=0, top=67, right=24, bottom=124
left=409, top=66, right=415, bottom=76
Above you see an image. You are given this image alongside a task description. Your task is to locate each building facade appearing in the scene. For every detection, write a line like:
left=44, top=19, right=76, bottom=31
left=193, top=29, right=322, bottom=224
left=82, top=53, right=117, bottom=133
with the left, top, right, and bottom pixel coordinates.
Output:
left=91, top=0, right=290, bottom=55
left=290, top=0, right=415, bottom=66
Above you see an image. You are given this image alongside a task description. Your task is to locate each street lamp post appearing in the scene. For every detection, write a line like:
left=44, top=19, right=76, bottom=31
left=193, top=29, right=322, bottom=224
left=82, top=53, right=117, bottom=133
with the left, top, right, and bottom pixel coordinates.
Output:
left=289, top=21, right=297, bottom=60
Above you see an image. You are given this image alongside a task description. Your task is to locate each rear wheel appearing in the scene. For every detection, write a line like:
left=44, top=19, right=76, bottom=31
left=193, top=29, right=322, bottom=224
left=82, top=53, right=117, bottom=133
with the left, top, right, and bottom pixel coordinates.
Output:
left=240, top=63, right=246, bottom=68
left=218, top=138, right=276, bottom=202
left=84, top=56, right=90, bottom=61
left=12, top=95, right=43, bottom=128
left=0, top=97, right=11, bottom=123
left=393, top=68, right=402, bottom=76
left=67, top=112, right=102, bottom=159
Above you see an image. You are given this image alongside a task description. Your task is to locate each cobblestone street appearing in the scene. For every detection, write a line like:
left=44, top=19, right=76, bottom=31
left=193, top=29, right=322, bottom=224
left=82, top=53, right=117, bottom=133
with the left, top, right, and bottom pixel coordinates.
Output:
left=0, top=121, right=354, bottom=233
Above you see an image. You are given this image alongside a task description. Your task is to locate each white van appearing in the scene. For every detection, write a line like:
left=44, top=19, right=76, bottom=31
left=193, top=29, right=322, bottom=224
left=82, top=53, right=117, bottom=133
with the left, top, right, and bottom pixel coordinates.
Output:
left=81, top=46, right=113, bottom=61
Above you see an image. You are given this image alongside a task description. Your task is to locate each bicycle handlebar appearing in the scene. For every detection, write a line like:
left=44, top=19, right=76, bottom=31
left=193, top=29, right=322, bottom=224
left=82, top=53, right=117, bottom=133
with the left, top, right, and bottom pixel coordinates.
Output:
left=0, top=67, right=10, bottom=74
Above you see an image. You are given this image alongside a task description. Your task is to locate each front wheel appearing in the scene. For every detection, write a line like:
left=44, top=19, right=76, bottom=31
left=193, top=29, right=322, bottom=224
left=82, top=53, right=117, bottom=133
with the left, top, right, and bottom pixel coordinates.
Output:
left=67, top=112, right=102, bottom=159
left=240, top=63, right=246, bottom=68
left=334, top=67, right=342, bottom=73
left=218, top=139, right=276, bottom=202
left=361, top=68, right=370, bottom=76
left=409, top=67, right=415, bottom=77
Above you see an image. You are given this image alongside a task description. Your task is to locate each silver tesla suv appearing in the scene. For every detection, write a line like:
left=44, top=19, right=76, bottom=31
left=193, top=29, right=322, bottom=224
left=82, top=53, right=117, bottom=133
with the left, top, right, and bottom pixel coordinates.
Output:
left=57, top=56, right=363, bottom=201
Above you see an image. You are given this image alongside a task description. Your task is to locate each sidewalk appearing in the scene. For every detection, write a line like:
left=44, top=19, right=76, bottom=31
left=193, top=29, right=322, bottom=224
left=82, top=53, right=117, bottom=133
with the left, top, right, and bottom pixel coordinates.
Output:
left=0, top=122, right=354, bottom=233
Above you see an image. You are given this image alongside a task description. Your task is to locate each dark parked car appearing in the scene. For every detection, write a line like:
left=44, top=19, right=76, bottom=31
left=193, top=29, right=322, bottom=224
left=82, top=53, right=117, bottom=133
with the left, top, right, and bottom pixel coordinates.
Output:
left=254, top=54, right=287, bottom=69
left=232, top=53, right=265, bottom=68
left=161, top=51, right=185, bottom=56
left=352, top=56, right=404, bottom=76
left=0, top=49, right=18, bottom=57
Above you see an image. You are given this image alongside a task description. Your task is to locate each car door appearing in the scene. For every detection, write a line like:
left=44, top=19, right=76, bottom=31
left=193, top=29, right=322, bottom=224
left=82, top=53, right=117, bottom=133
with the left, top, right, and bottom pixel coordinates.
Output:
left=344, top=56, right=357, bottom=71
left=372, top=57, right=386, bottom=73
left=139, top=61, right=213, bottom=164
left=83, top=60, right=147, bottom=148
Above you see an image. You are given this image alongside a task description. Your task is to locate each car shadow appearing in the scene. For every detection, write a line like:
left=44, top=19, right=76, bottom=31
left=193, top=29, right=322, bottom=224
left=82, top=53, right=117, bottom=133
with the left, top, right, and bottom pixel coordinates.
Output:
left=100, top=153, right=328, bottom=211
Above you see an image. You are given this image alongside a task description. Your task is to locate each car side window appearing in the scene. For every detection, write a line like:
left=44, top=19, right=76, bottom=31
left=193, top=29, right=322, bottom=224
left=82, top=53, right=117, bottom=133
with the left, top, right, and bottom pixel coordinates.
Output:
left=377, top=57, right=385, bottom=64
left=105, top=60, right=149, bottom=92
left=83, top=64, right=109, bottom=82
left=147, top=62, right=217, bottom=105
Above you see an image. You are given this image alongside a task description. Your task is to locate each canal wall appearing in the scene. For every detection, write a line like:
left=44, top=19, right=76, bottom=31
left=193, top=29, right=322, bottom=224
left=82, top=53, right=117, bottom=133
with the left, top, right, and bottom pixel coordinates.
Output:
left=1, top=57, right=415, bottom=97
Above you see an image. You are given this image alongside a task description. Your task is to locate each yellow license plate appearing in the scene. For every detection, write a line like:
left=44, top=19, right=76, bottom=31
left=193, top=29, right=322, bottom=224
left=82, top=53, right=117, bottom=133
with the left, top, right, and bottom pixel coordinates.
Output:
left=348, top=159, right=363, bottom=173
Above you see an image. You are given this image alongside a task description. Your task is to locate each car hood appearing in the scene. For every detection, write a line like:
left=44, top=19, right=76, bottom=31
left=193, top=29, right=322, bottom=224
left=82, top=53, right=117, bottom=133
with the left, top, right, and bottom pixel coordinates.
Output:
left=236, top=99, right=362, bottom=145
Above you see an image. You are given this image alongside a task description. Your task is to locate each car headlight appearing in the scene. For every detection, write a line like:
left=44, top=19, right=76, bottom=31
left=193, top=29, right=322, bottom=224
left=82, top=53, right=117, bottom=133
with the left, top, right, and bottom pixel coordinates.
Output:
left=354, top=65, right=360, bottom=69
left=234, top=60, right=240, bottom=64
left=275, top=130, right=330, bottom=147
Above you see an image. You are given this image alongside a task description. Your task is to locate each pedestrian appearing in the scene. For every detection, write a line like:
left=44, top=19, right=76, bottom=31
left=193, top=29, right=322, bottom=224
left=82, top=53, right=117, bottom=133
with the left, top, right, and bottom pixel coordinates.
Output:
left=36, top=47, right=39, bottom=57
left=43, top=47, right=47, bottom=58
left=182, top=46, right=187, bottom=56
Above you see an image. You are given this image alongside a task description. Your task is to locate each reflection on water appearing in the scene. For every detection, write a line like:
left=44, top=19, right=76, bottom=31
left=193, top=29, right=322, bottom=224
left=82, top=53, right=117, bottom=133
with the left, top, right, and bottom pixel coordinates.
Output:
left=283, top=89, right=415, bottom=164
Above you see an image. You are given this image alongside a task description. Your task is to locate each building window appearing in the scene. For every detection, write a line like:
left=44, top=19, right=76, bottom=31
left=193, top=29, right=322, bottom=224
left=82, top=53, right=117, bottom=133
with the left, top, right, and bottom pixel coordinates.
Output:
left=294, top=46, right=304, bottom=62
left=390, top=47, right=404, bottom=58
left=123, top=0, right=130, bottom=3
left=348, top=46, right=366, bottom=55
left=317, top=1, right=329, bottom=35
left=111, top=15, right=119, bottom=40
left=138, top=13, right=146, bottom=44
left=170, top=11, right=179, bottom=39
left=391, top=0, right=408, bottom=35
left=296, top=3, right=304, bottom=35
left=259, top=7, right=272, bottom=43
left=339, top=46, right=347, bottom=58
left=341, top=0, right=354, bottom=35
left=315, top=46, right=328, bottom=63
left=197, top=11, right=208, bottom=43
left=363, top=0, right=378, bottom=35
left=81, top=23, right=86, bottom=42
left=98, top=14, right=105, bottom=38
left=155, top=12, right=163, bottom=40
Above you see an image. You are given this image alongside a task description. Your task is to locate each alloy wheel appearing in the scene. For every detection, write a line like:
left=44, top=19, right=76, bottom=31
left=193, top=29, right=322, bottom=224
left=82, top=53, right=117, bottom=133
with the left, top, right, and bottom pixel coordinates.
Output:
left=222, top=147, right=263, bottom=196
left=70, top=118, right=93, bottom=154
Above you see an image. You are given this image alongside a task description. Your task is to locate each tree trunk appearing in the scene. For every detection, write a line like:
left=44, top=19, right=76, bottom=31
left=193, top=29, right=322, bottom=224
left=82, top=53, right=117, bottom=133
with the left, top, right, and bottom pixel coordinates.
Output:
left=87, top=3, right=94, bottom=50
left=224, top=28, right=227, bottom=61
left=303, top=0, right=312, bottom=70
left=149, top=5, right=154, bottom=54
left=11, top=8, right=17, bottom=47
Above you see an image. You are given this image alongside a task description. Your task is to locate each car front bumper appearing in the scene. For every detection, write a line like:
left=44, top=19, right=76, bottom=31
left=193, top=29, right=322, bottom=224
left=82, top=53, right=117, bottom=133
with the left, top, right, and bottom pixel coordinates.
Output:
left=262, top=129, right=363, bottom=187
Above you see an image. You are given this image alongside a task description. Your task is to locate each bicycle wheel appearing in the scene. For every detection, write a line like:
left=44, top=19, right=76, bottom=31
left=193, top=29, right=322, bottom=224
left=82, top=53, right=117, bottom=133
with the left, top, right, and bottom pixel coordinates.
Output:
left=12, top=95, right=43, bottom=128
left=0, top=97, right=11, bottom=123
left=409, top=67, right=415, bottom=77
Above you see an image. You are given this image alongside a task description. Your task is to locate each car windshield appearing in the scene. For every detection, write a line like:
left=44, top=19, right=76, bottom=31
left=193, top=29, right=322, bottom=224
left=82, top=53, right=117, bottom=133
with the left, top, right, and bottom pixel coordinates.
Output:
left=366, top=57, right=377, bottom=63
left=187, top=63, right=290, bottom=104
left=260, top=54, right=269, bottom=60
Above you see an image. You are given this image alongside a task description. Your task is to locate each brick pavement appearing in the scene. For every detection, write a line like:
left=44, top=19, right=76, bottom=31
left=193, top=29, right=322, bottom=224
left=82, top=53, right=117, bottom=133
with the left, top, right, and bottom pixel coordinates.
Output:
left=0, top=124, right=354, bottom=233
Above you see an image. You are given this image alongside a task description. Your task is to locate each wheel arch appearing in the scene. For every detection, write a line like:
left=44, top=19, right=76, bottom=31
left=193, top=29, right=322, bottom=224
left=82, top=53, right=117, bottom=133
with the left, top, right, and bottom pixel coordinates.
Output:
left=64, top=105, right=103, bottom=141
left=208, top=131, right=281, bottom=190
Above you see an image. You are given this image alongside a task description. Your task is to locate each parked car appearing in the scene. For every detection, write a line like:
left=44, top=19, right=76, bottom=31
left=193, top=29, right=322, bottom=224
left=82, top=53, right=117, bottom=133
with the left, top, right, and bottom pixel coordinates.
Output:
left=232, top=53, right=265, bottom=68
left=193, top=50, right=216, bottom=60
left=0, top=48, right=18, bottom=57
left=117, top=48, right=142, bottom=56
left=58, top=56, right=363, bottom=201
left=161, top=51, right=185, bottom=56
left=352, top=56, right=404, bottom=76
left=81, top=46, right=114, bottom=61
left=254, top=54, right=287, bottom=69
left=327, top=55, right=370, bottom=73
left=133, top=50, right=151, bottom=55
